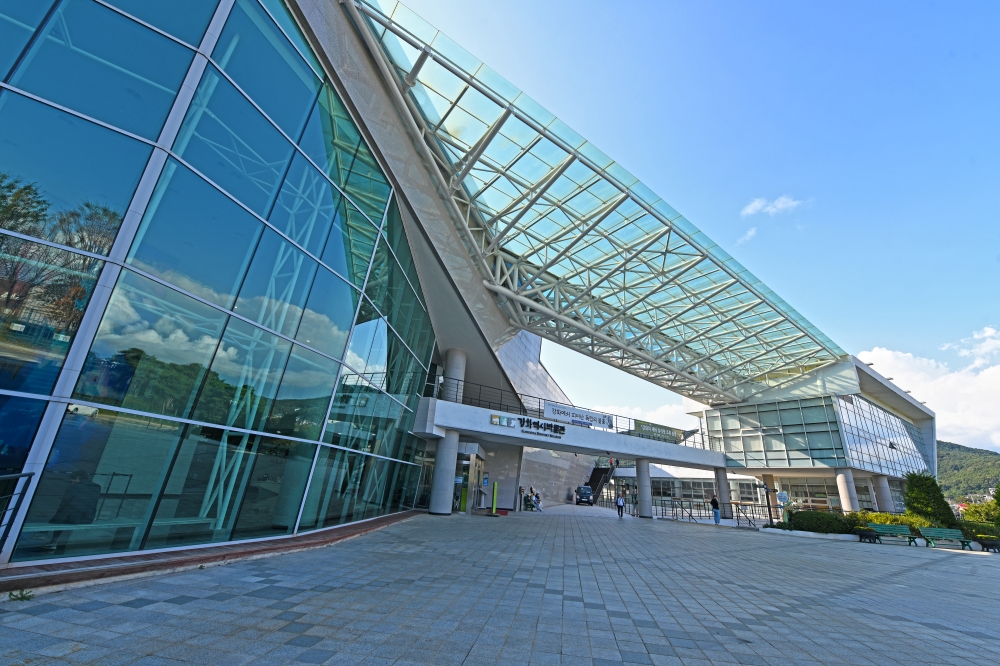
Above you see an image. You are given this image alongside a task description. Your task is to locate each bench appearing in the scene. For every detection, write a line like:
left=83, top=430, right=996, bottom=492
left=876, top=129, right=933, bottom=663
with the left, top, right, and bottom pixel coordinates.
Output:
left=918, top=527, right=973, bottom=550
left=867, top=523, right=919, bottom=546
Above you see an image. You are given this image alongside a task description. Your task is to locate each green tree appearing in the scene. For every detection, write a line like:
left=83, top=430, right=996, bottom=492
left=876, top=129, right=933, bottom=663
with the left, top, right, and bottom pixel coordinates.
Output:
left=904, top=472, right=958, bottom=528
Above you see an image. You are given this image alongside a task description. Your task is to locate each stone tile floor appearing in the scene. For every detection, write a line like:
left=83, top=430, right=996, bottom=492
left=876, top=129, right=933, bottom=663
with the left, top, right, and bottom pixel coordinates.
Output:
left=0, top=503, right=997, bottom=665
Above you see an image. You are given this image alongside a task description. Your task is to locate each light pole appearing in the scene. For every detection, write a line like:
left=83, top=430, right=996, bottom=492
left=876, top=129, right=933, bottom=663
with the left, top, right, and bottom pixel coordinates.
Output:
left=757, top=483, right=775, bottom=527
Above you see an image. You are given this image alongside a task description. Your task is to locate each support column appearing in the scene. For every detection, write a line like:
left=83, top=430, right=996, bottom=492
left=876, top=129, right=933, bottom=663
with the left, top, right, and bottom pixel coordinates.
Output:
left=835, top=468, right=860, bottom=513
left=441, top=348, right=467, bottom=403
left=873, top=474, right=896, bottom=514
left=714, top=467, right=733, bottom=519
left=636, top=458, right=652, bottom=518
left=429, top=430, right=460, bottom=515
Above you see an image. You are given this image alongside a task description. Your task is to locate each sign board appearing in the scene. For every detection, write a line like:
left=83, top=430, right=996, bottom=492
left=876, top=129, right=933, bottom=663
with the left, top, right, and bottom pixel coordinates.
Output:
left=776, top=491, right=789, bottom=504
left=633, top=420, right=685, bottom=443
left=544, top=402, right=613, bottom=429
left=491, top=414, right=565, bottom=439
left=483, top=473, right=489, bottom=487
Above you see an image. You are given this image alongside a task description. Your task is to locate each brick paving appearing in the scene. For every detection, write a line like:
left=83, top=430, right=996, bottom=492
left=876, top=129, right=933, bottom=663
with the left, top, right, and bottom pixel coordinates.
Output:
left=0, top=504, right=997, bottom=665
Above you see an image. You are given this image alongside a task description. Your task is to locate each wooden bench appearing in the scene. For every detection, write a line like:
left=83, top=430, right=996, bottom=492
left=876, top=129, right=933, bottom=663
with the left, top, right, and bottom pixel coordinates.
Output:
left=867, top=523, right=919, bottom=546
left=918, top=527, right=973, bottom=550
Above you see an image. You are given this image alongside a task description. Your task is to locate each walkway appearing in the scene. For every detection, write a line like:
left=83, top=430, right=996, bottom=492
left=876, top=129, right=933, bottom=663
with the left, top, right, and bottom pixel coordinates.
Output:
left=1, top=506, right=998, bottom=665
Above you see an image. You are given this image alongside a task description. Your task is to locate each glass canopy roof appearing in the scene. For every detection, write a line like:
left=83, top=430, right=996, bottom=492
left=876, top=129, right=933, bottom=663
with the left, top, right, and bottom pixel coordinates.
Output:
left=348, top=0, right=846, bottom=405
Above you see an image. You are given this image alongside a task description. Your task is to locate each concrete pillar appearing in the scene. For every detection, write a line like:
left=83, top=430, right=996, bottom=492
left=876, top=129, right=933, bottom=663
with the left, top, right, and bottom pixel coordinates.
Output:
left=714, top=467, right=732, bottom=518
left=429, top=430, right=460, bottom=515
left=835, top=468, right=859, bottom=513
left=636, top=458, right=652, bottom=518
left=873, top=474, right=896, bottom=513
left=441, top=348, right=467, bottom=403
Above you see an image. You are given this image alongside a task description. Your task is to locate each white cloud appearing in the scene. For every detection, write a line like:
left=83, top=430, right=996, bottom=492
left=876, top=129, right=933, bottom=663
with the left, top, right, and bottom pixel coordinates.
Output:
left=740, top=195, right=803, bottom=216
left=736, top=227, right=757, bottom=245
left=858, top=327, right=1000, bottom=453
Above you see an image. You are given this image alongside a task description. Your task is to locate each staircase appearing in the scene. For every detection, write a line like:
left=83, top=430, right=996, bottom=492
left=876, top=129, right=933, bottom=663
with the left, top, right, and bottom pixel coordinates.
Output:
left=586, top=462, right=616, bottom=499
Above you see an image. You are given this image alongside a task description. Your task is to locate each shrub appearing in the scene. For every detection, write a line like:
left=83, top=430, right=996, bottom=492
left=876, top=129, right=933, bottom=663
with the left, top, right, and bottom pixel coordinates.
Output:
left=790, top=511, right=851, bottom=534
left=904, top=472, right=958, bottom=528
left=862, top=511, right=933, bottom=532
left=959, top=520, right=999, bottom=540
left=961, top=500, right=999, bottom=524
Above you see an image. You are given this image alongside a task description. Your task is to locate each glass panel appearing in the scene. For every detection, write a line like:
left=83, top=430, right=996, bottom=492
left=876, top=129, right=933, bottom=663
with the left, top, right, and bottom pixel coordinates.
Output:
left=127, top=159, right=263, bottom=308
left=268, top=152, right=340, bottom=257
left=230, top=435, right=315, bottom=539
left=11, top=410, right=185, bottom=561
left=0, top=91, right=151, bottom=253
left=10, top=0, right=193, bottom=139
left=299, top=84, right=391, bottom=223
left=257, top=0, right=322, bottom=74
left=233, top=227, right=317, bottom=337
left=143, top=427, right=315, bottom=547
left=323, top=368, right=410, bottom=459
left=213, top=0, right=319, bottom=138
left=0, top=0, right=55, bottom=79
left=189, top=317, right=292, bottom=431
left=264, top=345, right=339, bottom=441
left=298, top=448, right=409, bottom=531
left=0, top=394, right=47, bottom=474
left=294, top=267, right=356, bottom=360
left=104, top=0, right=219, bottom=46
left=0, top=235, right=102, bottom=394
left=173, top=65, right=294, bottom=216
left=319, top=197, right=377, bottom=287
left=74, top=270, right=228, bottom=417
left=345, top=304, right=386, bottom=381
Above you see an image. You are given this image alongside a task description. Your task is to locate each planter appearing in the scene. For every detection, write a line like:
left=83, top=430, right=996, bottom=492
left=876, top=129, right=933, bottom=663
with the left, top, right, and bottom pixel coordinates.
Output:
left=976, top=538, right=1000, bottom=553
left=855, top=529, right=879, bottom=544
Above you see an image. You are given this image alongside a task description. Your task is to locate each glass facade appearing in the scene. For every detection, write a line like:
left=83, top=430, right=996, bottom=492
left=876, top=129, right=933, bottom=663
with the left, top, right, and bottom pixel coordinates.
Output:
left=1, top=0, right=433, bottom=562
left=834, top=394, right=929, bottom=477
left=705, top=397, right=848, bottom=469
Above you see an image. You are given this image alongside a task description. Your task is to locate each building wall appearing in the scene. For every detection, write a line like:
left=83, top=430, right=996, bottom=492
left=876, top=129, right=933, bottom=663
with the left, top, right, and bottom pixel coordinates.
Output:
left=0, top=0, right=432, bottom=564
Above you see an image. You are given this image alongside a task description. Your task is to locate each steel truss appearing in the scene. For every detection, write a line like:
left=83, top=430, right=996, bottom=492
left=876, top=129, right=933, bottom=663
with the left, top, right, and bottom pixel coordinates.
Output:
left=345, top=0, right=845, bottom=404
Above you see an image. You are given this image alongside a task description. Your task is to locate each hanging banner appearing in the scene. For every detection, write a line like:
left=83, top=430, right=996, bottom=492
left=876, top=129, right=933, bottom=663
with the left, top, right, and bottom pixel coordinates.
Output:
left=543, top=402, right=613, bottom=429
left=633, top=420, right=686, bottom=443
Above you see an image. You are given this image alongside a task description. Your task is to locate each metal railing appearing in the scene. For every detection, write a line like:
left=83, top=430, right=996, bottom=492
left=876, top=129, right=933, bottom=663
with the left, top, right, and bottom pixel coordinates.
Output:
left=432, top=378, right=715, bottom=452
left=0, top=472, right=34, bottom=553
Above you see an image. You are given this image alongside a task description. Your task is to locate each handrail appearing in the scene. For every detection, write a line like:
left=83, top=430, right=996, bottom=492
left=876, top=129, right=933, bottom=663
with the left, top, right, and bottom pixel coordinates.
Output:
left=0, top=472, right=34, bottom=553
left=432, top=377, right=714, bottom=452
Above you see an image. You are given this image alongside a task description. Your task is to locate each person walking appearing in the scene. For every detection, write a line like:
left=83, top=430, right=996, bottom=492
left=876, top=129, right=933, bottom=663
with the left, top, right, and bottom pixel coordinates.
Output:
left=711, top=494, right=721, bottom=525
left=616, top=492, right=625, bottom=519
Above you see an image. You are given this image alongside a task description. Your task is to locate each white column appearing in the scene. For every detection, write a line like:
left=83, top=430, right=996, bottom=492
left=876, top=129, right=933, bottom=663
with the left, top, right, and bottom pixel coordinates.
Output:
left=441, top=348, right=467, bottom=403
left=429, top=430, right=460, bottom=515
left=873, top=474, right=896, bottom=513
left=636, top=458, right=652, bottom=518
left=835, top=468, right=860, bottom=513
left=714, top=467, right=732, bottom=519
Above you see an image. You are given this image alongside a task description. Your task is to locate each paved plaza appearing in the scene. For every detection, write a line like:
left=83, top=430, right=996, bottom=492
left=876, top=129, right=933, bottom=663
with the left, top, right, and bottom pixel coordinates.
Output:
left=1, top=504, right=998, bottom=666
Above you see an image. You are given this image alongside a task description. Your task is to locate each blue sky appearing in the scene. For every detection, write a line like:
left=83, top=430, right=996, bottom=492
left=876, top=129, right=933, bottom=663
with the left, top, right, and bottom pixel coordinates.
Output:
left=400, top=0, right=1000, bottom=450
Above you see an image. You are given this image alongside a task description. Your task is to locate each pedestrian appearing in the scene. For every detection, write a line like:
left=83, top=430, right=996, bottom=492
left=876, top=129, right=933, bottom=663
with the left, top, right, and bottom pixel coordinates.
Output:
left=616, top=492, right=625, bottom=519
left=534, top=492, right=543, bottom=513
left=711, top=494, right=721, bottom=525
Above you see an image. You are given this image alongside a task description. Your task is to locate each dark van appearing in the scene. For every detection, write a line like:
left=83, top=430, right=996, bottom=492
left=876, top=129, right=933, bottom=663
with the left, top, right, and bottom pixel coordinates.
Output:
left=576, top=486, right=594, bottom=505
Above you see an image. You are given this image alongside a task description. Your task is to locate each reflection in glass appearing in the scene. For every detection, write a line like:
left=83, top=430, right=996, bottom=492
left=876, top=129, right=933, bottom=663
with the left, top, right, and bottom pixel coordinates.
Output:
left=323, top=368, right=413, bottom=460
left=0, top=91, right=151, bottom=254
left=0, top=234, right=103, bottom=394
left=299, top=84, right=391, bottom=223
left=0, top=1, right=55, bottom=79
left=256, top=0, right=322, bottom=74
left=319, top=195, right=378, bottom=288
left=364, top=236, right=433, bottom=365
left=298, top=448, right=414, bottom=531
left=233, top=228, right=316, bottom=338
left=268, top=152, right=341, bottom=257
left=264, top=345, right=339, bottom=441
left=9, top=0, right=193, bottom=139
left=213, top=0, right=319, bottom=138
left=104, top=0, right=219, bottom=46
left=173, top=65, right=294, bottom=215
left=11, top=410, right=185, bottom=561
left=294, top=268, right=356, bottom=360
left=74, top=270, right=228, bottom=417
left=144, top=426, right=314, bottom=547
left=190, top=317, right=291, bottom=431
left=128, top=159, right=263, bottom=308
left=0, top=395, right=47, bottom=474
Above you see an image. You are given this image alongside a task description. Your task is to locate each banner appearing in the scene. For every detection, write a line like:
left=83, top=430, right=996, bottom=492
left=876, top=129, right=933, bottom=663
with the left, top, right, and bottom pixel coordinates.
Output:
left=543, top=402, right=613, bottom=429
left=633, top=420, right=686, bottom=443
